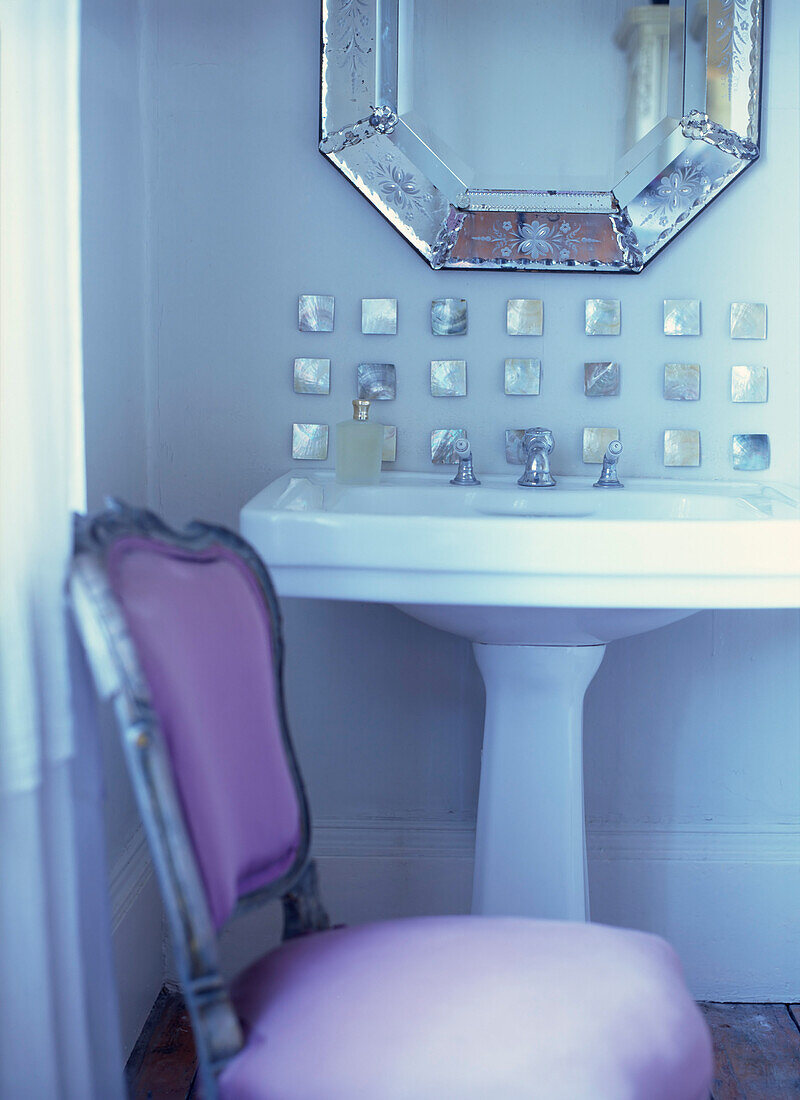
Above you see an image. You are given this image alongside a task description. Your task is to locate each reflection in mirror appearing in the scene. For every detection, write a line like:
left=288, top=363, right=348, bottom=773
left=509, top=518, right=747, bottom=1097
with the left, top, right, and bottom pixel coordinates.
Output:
left=386, top=0, right=695, bottom=198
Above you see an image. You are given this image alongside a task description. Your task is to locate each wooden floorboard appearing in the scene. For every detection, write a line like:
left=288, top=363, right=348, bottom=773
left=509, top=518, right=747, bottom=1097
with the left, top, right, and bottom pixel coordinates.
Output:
left=130, top=992, right=800, bottom=1099
left=701, top=1003, right=800, bottom=1099
left=126, top=986, right=198, bottom=1100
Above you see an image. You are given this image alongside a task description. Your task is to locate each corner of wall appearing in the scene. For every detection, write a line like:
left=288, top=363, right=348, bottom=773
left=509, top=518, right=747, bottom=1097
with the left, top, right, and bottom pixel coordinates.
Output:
left=109, top=824, right=163, bottom=1055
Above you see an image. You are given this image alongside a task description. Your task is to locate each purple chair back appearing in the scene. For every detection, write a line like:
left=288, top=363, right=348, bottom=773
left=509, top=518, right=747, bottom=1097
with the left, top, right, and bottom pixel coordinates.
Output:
left=106, top=535, right=303, bottom=929
left=70, top=502, right=329, bottom=1095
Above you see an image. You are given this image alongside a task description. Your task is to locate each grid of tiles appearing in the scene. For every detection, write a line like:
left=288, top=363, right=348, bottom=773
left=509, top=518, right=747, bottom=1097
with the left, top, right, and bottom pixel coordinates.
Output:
left=292, top=294, right=772, bottom=471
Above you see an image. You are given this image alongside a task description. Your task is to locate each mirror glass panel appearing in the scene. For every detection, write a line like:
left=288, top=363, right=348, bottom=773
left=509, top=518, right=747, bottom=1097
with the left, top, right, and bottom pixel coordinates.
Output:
left=394, top=0, right=687, bottom=193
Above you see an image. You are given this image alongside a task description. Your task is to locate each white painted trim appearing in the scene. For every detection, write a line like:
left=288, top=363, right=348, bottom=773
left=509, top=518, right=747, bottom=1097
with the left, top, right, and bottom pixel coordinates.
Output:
left=310, top=816, right=800, bottom=1001
left=313, top=816, right=800, bottom=864
left=108, top=823, right=164, bottom=1055
left=312, top=817, right=475, bottom=860
left=109, top=822, right=154, bottom=934
left=588, top=822, right=800, bottom=863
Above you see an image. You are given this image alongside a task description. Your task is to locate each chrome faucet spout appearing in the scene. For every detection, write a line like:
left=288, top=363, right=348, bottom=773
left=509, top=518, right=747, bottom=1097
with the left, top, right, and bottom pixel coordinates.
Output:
left=518, top=428, right=556, bottom=488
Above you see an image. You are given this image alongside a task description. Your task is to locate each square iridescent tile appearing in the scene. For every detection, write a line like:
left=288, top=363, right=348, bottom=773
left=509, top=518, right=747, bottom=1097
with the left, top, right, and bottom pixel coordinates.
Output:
left=504, top=429, right=527, bottom=465
left=358, top=362, right=396, bottom=400
left=732, top=433, right=770, bottom=470
left=292, top=422, right=328, bottom=460
left=664, top=429, right=700, bottom=467
left=431, top=428, right=466, bottom=464
left=663, top=299, right=700, bottom=336
left=361, top=298, right=397, bottom=335
left=431, top=298, right=467, bottom=335
left=583, top=427, right=620, bottom=464
left=293, top=357, right=331, bottom=395
left=585, top=299, right=620, bottom=336
left=584, top=361, right=620, bottom=397
left=382, top=425, right=397, bottom=462
left=731, top=364, right=768, bottom=402
left=730, top=302, right=767, bottom=339
left=430, top=360, right=467, bottom=397
left=298, top=294, right=334, bottom=332
left=664, top=363, right=700, bottom=401
left=506, top=299, right=543, bottom=336
left=505, top=358, right=541, bottom=395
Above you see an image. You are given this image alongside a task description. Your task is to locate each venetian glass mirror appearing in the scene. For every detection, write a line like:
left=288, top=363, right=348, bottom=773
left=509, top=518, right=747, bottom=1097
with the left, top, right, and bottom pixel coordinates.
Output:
left=320, top=1, right=762, bottom=271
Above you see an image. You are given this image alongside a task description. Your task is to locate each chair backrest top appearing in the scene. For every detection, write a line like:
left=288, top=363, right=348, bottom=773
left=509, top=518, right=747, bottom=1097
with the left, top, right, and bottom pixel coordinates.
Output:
left=71, top=501, right=311, bottom=931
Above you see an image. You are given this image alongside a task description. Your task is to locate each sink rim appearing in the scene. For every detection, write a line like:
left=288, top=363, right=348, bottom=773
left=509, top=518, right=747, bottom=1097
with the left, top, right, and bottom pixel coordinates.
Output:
left=269, top=469, right=800, bottom=512
left=240, top=471, right=800, bottom=613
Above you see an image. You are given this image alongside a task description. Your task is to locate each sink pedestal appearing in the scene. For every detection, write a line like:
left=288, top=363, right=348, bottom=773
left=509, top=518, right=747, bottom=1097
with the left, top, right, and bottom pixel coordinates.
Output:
left=243, top=470, right=800, bottom=922
left=471, top=642, right=606, bottom=922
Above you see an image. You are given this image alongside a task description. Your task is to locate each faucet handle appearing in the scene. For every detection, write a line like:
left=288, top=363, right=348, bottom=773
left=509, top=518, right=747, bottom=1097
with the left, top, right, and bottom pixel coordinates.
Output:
left=593, top=440, right=624, bottom=488
left=523, top=427, right=554, bottom=454
left=451, top=437, right=480, bottom=486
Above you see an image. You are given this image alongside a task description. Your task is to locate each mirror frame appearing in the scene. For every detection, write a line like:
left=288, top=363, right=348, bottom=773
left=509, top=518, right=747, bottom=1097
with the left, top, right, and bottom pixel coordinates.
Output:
left=319, top=0, right=763, bottom=273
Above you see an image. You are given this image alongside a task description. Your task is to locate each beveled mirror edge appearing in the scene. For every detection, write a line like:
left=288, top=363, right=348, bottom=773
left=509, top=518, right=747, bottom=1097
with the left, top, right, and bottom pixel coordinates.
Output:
left=320, top=0, right=763, bottom=273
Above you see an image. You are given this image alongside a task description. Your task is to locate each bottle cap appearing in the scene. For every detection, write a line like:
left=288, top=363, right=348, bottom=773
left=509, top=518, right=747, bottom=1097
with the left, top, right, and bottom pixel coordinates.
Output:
left=353, top=399, right=371, bottom=421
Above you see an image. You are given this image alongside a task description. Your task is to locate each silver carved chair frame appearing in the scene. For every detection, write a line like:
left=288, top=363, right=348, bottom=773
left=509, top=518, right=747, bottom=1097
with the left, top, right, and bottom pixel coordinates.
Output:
left=68, top=501, right=331, bottom=1100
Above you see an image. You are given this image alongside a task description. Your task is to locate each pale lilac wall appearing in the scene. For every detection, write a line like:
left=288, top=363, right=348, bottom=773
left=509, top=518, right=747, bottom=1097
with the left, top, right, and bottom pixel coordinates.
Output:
left=81, top=0, right=163, bottom=1054
left=134, top=0, right=799, bottom=998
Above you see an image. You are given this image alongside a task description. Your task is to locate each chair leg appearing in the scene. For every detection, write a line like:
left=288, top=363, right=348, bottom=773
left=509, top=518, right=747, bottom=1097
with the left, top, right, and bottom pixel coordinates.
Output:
left=281, top=860, right=332, bottom=940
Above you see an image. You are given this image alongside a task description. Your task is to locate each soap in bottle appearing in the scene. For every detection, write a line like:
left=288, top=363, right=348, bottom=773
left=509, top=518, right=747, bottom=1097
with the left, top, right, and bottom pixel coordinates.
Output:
left=336, top=399, right=383, bottom=485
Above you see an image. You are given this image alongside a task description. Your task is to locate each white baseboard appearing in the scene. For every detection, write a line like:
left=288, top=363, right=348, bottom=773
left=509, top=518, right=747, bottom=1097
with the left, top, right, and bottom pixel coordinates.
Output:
left=314, top=815, right=800, bottom=864
left=109, top=824, right=154, bottom=934
left=310, top=816, right=800, bottom=1002
left=109, top=825, right=164, bottom=1056
left=109, top=816, right=800, bottom=1015
left=588, top=821, right=800, bottom=863
left=313, top=816, right=475, bottom=859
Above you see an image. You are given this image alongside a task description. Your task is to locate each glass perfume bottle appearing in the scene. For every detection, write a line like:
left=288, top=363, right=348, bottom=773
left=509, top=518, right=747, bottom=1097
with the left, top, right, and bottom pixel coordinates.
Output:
left=335, top=399, right=383, bottom=485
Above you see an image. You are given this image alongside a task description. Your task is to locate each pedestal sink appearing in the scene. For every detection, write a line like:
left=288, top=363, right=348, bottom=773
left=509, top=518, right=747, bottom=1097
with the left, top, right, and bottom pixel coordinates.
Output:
left=241, top=471, right=800, bottom=921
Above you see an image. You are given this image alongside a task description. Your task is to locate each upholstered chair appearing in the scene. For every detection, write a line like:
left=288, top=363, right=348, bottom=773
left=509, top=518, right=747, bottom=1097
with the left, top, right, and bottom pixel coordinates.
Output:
left=69, top=501, right=713, bottom=1100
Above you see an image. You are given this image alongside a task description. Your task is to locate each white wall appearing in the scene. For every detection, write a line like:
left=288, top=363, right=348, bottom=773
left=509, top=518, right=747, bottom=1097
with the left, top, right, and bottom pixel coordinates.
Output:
left=81, top=0, right=163, bottom=1055
left=141, top=0, right=800, bottom=999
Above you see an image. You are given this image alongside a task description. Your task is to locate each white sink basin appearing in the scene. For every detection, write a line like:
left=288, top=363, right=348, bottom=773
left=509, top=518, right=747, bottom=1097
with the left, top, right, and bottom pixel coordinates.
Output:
left=242, top=471, right=800, bottom=644
left=241, top=471, right=800, bottom=923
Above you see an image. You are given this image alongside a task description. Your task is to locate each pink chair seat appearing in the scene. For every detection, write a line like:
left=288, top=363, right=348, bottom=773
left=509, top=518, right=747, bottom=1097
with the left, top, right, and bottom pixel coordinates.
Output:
left=219, top=915, right=713, bottom=1100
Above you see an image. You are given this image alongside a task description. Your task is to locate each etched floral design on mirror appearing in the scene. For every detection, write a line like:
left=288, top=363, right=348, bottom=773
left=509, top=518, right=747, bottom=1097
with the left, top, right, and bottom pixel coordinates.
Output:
left=320, top=1, right=763, bottom=272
